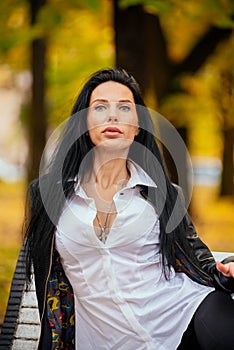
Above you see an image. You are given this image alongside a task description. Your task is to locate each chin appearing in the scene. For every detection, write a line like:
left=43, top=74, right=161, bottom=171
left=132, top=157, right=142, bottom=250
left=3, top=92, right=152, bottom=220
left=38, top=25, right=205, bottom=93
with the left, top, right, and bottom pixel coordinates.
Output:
left=94, top=138, right=133, bottom=153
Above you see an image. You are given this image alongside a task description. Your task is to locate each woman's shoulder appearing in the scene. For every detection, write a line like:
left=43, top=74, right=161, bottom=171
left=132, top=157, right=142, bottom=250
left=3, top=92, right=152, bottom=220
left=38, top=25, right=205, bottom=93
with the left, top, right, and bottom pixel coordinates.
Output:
left=29, top=174, right=52, bottom=192
left=28, top=174, right=53, bottom=204
left=29, top=177, right=39, bottom=189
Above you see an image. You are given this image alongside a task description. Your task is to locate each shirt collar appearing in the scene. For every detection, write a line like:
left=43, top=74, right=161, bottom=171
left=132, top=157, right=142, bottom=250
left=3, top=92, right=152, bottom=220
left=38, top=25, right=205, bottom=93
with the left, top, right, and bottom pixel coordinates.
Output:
left=73, top=160, right=157, bottom=197
left=126, top=160, right=157, bottom=189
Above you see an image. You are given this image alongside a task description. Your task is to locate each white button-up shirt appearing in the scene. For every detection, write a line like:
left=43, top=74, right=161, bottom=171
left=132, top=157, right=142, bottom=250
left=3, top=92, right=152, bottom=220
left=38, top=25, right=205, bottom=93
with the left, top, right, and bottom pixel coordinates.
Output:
left=55, top=161, right=214, bottom=350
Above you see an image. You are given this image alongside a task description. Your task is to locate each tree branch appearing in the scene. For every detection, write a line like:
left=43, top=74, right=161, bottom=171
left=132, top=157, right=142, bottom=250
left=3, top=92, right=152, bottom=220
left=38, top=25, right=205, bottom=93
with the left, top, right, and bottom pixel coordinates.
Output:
left=173, top=25, right=233, bottom=75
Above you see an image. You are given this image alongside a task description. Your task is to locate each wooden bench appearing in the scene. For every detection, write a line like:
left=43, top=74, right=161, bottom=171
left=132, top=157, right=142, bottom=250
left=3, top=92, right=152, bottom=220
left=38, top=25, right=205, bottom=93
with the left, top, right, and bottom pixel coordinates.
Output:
left=0, top=247, right=233, bottom=350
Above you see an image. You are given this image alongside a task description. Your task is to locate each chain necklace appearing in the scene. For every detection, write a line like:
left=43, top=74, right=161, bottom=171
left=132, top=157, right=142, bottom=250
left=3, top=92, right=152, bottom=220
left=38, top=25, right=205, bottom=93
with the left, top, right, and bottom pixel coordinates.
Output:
left=96, top=202, right=114, bottom=243
left=82, top=172, right=130, bottom=243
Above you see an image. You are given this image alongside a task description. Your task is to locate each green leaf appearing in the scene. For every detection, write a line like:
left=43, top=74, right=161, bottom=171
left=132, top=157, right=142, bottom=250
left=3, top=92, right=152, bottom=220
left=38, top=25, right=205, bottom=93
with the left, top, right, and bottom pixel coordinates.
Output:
left=68, top=0, right=100, bottom=10
left=119, top=0, right=173, bottom=14
left=37, top=4, right=63, bottom=28
left=119, top=0, right=143, bottom=8
left=144, top=0, right=173, bottom=14
left=215, top=17, right=234, bottom=29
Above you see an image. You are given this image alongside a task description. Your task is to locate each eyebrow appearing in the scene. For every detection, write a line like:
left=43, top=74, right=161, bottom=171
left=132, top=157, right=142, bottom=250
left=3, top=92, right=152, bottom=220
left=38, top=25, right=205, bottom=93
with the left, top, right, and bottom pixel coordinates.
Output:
left=90, top=99, right=133, bottom=105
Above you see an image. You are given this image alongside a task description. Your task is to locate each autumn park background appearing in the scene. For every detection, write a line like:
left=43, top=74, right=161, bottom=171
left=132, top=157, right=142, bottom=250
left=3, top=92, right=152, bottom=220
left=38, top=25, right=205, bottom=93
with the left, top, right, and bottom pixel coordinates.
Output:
left=0, top=0, right=234, bottom=326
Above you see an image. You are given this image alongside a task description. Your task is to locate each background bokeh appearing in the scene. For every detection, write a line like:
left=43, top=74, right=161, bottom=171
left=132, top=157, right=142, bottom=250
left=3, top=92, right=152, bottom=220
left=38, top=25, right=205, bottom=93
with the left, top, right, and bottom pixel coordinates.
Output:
left=0, top=0, right=234, bottom=326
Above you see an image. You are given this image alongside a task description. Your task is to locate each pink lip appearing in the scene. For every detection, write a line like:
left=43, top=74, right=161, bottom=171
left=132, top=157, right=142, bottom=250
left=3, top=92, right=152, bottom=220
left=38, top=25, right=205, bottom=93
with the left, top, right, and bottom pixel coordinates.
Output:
left=102, top=127, right=123, bottom=134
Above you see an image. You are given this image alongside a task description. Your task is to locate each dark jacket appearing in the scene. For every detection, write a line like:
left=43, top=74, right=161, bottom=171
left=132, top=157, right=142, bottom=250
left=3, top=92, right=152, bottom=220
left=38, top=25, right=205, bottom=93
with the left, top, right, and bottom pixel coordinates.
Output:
left=27, top=179, right=234, bottom=349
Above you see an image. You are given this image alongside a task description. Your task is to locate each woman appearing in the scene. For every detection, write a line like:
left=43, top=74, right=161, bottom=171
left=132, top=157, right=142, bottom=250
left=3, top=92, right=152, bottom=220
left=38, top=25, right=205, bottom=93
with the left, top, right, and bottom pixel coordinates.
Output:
left=25, top=68, right=234, bottom=350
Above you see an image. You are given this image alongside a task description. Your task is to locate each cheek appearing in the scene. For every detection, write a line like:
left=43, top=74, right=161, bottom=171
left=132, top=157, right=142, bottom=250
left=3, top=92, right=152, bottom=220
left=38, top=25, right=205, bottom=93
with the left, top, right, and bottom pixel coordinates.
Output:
left=126, top=125, right=139, bottom=139
left=87, top=109, right=103, bottom=130
left=87, top=127, right=100, bottom=144
left=130, top=114, right=139, bottom=130
left=129, top=114, right=139, bottom=134
left=87, top=114, right=100, bottom=140
left=87, top=114, right=95, bottom=130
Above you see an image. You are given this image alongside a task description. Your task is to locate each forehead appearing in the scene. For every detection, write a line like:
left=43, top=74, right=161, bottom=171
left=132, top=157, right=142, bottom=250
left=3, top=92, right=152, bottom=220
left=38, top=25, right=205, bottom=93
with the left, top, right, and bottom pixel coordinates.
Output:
left=90, top=81, right=134, bottom=103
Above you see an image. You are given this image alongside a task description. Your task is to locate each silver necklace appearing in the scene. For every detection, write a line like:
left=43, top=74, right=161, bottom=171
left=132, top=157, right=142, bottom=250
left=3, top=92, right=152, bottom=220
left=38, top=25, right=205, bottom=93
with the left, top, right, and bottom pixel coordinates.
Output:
left=96, top=203, right=113, bottom=243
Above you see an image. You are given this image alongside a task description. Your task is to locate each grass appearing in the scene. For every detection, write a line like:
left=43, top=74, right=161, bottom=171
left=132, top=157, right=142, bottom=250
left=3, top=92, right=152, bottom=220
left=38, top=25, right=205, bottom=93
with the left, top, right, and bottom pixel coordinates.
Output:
left=0, top=181, right=234, bottom=325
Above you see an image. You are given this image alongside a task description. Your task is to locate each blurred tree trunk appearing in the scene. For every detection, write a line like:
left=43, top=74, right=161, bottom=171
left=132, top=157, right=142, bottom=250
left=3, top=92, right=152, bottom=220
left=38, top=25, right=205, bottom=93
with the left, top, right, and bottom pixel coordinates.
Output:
left=217, top=70, right=234, bottom=197
left=220, top=128, right=234, bottom=196
left=114, top=2, right=170, bottom=105
left=114, top=1, right=233, bottom=200
left=27, top=0, right=47, bottom=183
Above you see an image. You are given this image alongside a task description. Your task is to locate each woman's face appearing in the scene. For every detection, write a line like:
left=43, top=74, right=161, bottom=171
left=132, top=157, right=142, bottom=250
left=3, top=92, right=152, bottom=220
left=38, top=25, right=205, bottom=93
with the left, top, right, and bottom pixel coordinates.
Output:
left=87, top=81, right=139, bottom=149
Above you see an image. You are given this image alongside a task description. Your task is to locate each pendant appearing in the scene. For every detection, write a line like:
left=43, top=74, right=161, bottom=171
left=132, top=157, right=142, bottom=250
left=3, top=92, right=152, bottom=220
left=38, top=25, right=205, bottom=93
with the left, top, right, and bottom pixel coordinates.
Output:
left=99, top=227, right=106, bottom=243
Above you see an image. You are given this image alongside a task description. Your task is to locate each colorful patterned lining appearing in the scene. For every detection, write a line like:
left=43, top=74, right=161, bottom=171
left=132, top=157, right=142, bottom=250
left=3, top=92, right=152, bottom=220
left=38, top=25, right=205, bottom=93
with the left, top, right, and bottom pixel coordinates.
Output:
left=175, top=244, right=214, bottom=287
left=47, top=251, right=75, bottom=349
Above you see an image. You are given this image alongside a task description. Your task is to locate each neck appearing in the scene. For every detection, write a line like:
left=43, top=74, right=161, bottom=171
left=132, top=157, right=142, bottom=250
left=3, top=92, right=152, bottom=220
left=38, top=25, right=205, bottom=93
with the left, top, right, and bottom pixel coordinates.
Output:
left=93, top=158, right=129, bottom=189
left=84, top=145, right=130, bottom=188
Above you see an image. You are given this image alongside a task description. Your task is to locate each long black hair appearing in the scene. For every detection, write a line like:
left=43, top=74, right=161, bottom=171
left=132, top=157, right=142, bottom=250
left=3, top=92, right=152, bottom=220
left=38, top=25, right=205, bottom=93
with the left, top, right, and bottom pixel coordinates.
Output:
left=25, top=68, right=190, bottom=282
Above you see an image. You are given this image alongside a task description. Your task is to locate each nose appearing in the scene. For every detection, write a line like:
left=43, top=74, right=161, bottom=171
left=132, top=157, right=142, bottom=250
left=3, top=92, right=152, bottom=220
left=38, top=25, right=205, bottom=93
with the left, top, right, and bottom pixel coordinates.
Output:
left=107, top=115, right=118, bottom=122
left=107, top=103, right=118, bottom=122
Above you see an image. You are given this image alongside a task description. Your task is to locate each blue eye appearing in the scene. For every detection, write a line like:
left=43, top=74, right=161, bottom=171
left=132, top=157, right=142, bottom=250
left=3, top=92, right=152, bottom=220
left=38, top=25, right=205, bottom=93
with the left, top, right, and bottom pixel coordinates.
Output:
left=94, top=105, right=106, bottom=112
left=119, top=105, right=131, bottom=112
left=94, top=105, right=107, bottom=111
